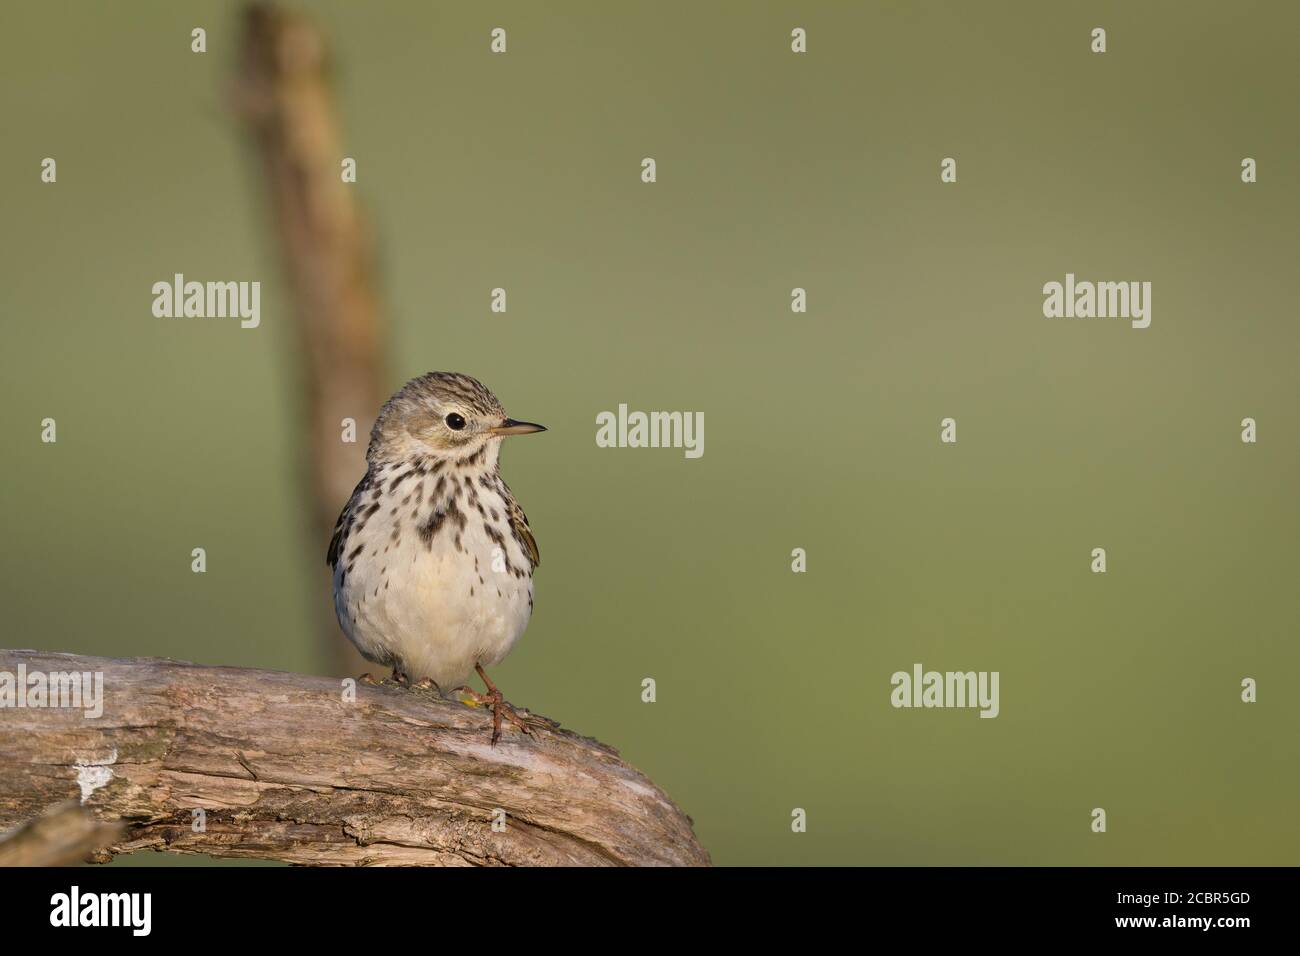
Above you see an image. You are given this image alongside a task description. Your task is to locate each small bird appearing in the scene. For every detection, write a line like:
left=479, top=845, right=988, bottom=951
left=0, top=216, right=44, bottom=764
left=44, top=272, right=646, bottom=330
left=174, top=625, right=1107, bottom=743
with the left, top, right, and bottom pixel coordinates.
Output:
left=328, top=372, right=546, bottom=743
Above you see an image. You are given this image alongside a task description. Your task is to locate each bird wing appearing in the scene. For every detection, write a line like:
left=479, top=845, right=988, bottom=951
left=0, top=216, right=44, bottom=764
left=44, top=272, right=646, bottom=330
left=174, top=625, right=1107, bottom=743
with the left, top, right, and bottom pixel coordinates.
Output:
left=327, top=472, right=373, bottom=569
left=508, top=497, right=540, bottom=570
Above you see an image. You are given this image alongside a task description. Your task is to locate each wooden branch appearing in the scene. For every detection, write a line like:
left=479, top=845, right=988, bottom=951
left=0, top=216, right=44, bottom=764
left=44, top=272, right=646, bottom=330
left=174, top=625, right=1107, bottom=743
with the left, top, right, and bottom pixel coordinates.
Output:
left=0, top=651, right=709, bottom=867
left=0, top=802, right=124, bottom=867
left=232, top=2, right=386, bottom=674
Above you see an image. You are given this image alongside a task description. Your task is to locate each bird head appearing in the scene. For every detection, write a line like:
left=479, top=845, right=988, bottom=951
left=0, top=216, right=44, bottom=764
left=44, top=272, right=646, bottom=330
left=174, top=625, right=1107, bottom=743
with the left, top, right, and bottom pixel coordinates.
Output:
left=367, top=371, right=545, bottom=466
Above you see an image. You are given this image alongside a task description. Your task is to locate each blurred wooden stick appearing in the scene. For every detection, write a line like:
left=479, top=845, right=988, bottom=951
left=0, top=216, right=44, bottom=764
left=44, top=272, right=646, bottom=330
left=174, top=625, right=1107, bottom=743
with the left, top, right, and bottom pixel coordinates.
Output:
left=0, top=651, right=710, bottom=867
left=0, top=802, right=124, bottom=867
left=233, top=2, right=384, bottom=675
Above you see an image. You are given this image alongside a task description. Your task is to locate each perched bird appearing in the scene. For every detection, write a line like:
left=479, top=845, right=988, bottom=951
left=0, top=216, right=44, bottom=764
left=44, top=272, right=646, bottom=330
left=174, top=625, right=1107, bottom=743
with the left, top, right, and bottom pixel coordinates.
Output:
left=328, top=372, right=546, bottom=743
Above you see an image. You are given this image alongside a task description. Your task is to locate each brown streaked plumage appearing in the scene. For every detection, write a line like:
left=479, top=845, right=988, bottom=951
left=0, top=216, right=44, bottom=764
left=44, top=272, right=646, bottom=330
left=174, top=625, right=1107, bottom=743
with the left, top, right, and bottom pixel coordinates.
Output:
left=328, top=371, right=545, bottom=744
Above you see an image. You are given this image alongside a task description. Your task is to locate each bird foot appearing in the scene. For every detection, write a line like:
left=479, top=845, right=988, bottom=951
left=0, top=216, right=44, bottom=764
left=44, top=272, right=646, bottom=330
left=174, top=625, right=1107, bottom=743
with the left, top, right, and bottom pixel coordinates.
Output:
left=452, top=683, right=534, bottom=746
left=358, top=673, right=379, bottom=685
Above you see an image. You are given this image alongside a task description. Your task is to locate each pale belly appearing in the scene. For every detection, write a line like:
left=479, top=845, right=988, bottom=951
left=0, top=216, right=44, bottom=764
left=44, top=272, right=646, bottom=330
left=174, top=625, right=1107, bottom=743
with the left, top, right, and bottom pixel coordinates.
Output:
left=333, top=510, right=534, bottom=690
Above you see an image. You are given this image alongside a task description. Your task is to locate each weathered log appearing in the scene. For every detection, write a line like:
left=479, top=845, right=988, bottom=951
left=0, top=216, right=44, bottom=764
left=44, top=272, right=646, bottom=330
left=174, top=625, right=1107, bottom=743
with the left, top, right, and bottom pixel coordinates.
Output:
left=0, top=651, right=709, bottom=866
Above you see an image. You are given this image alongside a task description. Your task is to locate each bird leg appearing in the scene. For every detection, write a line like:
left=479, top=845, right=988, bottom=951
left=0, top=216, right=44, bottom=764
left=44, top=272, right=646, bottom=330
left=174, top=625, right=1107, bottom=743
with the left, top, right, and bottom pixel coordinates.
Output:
left=390, top=666, right=409, bottom=686
left=453, top=664, right=533, bottom=745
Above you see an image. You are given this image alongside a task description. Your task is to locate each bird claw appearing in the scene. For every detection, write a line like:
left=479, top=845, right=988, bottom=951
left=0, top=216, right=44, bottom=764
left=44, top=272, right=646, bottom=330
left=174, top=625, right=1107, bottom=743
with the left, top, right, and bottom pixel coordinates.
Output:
left=488, top=697, right=534, bottom=746
left=452, top=683, right=533, bottom=745
left=358, top=673, right=379, bottom=685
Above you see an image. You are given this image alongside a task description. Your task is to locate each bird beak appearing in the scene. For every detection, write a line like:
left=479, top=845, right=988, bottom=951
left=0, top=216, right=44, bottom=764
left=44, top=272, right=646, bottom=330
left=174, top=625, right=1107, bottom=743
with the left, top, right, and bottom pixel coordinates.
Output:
left=489, top=418, right=547, bottom=436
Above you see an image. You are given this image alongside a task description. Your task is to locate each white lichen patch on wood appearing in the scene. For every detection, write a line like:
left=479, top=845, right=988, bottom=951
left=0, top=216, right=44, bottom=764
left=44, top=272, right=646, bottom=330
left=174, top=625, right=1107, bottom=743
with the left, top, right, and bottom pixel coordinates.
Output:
left=75, top=748, right=118, bottom=804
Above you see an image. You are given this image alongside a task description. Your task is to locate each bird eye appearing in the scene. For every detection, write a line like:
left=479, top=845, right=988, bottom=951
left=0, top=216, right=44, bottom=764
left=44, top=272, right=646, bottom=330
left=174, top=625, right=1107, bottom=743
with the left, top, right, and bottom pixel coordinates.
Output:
left=445, top=413, right=467, bottom=431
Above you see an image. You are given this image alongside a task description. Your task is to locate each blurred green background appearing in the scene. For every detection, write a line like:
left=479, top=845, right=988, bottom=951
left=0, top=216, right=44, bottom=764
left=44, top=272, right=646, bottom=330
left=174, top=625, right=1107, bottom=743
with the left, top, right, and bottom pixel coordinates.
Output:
left=2, top=1, right=1297, bottom=866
